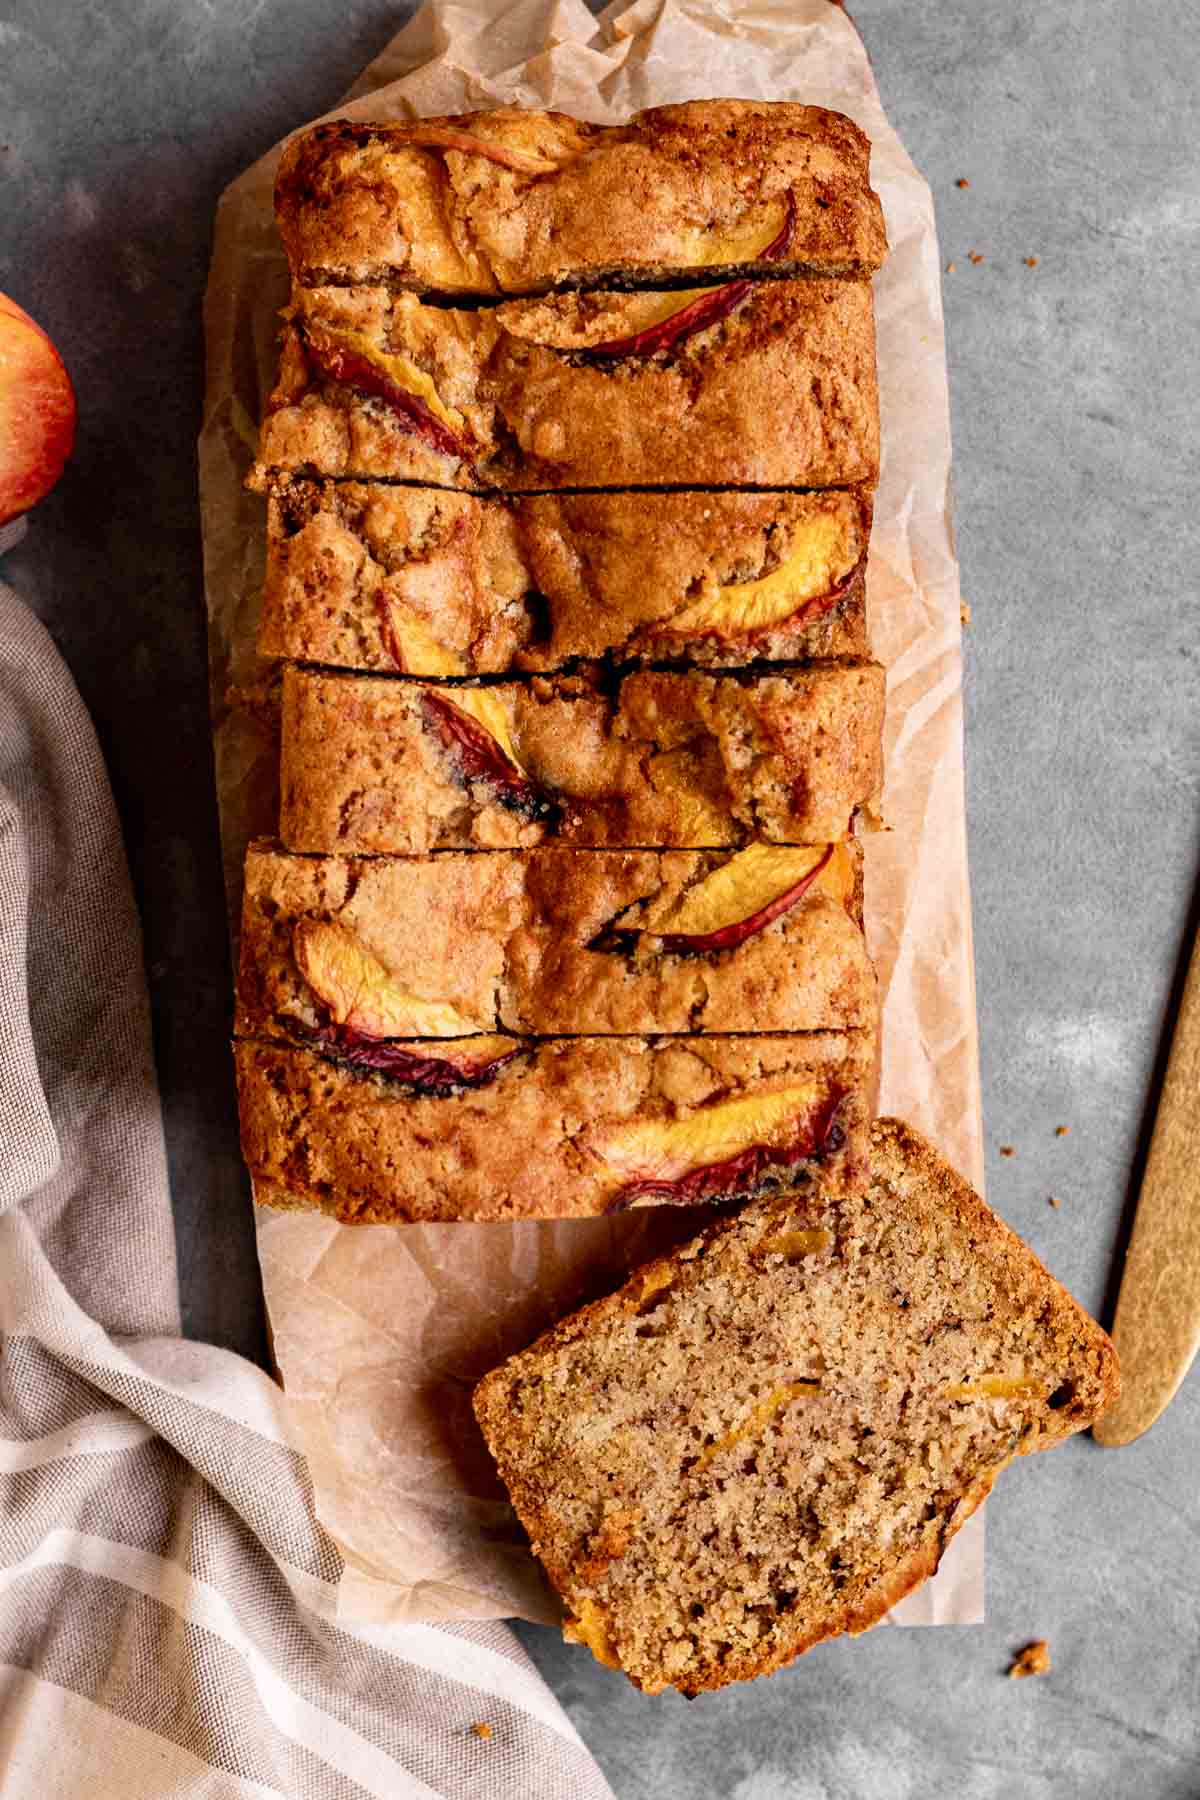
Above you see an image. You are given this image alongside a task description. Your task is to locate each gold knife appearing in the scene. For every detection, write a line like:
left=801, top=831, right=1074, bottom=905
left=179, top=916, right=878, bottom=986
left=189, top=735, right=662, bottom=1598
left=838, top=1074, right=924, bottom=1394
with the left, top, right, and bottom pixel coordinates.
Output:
left=1094, top=923, right=1200, bottom=1446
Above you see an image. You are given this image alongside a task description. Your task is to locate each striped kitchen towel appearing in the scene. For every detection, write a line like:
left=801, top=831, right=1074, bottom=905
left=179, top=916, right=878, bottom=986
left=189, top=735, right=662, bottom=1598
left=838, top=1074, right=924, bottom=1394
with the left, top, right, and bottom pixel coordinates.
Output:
left=0, top=559, right=614, bottom=1800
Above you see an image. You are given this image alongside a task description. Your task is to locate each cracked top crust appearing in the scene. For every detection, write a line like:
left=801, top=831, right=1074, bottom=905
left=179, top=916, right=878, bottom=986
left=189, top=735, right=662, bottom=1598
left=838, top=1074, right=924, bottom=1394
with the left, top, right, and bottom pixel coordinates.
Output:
left=277, top=662, right=886, bottom=855
left=259, top=481, right=872, bottom=674
left=234, top=1029, right=875, bottom=1223
left=473, top=1117, right=1120, bottom=1694
left=275, top=102, right=887, bottom=295
left=236, top=838, right=875, bottom=1040
left=250, top=278, right=879, bottom=492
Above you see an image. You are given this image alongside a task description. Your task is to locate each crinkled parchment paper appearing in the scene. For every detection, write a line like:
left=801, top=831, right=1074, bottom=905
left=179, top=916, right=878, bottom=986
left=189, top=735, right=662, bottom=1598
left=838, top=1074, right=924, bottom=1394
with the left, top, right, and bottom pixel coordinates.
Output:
left=200, top=0, right=984, bottom=1628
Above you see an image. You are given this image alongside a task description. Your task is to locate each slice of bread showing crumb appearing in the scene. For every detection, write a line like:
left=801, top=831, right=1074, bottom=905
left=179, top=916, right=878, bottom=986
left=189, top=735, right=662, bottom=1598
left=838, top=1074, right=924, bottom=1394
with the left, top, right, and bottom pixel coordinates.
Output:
left=473, top=1117, right=1119, bottom=1695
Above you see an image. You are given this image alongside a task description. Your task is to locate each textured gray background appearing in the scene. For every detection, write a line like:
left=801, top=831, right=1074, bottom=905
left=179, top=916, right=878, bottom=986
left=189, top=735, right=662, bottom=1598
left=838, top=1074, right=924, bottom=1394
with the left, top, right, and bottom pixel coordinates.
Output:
left=2, top=2, right=1198, bottom=1795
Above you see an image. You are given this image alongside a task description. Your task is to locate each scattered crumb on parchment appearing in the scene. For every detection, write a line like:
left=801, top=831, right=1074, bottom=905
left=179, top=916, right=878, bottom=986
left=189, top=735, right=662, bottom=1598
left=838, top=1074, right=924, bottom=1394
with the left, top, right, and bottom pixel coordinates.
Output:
left=999, top=1145, right=1016, bottom=1158
left=1056, top=1125, right=1070, bottom=1138
left=1009, top=1640, right=1052, bottom=1679
left=960, top=600, right=972, bottom=625
left=1048, top=1196, right=1062, bottom=1210
left=968, top=250, right=985, bottom=265
left=956, top=177, right=970, bottom=188
left=1024, top=255, right=1040, bottom=267
left=471, top=1721, right=493, bottom=1740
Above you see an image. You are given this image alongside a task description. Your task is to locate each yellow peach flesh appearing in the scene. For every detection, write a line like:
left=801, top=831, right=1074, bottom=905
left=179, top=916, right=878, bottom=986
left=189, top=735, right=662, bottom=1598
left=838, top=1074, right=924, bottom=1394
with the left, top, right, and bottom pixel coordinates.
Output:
left=303, top=323, right=467, bottom=436
left=685, top=200, right=792, bottom=269
left=664, top=512, right=856, bottom=640
left=380, top=612, right=530, bottom=778
left=448, top=687, right=528, bottom=777
left=696, top=1381, right=822, bottom=1469
left=584, top=1082, right=828, bottom=1189
left=756, top=1228, right=834, bottom=1258
left=564, top=1599, right=621, bottom=1669
left=945, top=1377, right=1050, bottom=1401
left=816, top=842, right=856, bottom=911
left=641, top=842, right=831, bottom=939
left=380, top=600, right=463, bottom=677
left=293, top=918, right=483, bottom=1037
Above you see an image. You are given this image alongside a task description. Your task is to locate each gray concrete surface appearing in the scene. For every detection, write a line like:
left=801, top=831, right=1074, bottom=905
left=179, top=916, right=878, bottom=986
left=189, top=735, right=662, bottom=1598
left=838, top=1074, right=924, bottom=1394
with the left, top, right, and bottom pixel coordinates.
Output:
left=2, top=2, right=1198, bottom=1794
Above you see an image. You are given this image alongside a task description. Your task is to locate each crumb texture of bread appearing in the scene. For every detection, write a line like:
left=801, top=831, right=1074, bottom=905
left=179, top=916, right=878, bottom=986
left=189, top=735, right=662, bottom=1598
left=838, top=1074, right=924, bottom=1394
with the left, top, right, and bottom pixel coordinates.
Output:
left=277, top=663, right=886, bottom=855
left=237, top=839, right=876, bottom=1039
left=275, top=103, right=887, bottom=294
left=248, top=279, right=879, bottom=493
left=233, top=1031, right=875, bottom=1222
left=258, top=481, right=872, bottom=674
left=472, top=1117, right=1120, bottom=1694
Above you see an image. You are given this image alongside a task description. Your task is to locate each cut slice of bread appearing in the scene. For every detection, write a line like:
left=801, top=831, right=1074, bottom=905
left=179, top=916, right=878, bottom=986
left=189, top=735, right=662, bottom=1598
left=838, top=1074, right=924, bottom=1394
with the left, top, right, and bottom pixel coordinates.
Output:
left=275, top=104, right=887, bottom=296
left=473, top=1117, right=1119, bottom=1695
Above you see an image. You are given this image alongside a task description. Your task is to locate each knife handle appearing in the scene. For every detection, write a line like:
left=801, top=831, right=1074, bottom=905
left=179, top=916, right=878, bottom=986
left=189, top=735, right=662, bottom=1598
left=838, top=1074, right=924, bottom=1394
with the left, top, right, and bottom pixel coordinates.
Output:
left=1094, top=922, right=1200, bottom=1446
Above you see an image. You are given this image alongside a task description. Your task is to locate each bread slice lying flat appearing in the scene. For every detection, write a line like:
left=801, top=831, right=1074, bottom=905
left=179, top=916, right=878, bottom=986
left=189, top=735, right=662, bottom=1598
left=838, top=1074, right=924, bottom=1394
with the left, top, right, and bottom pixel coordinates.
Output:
left=473, top=1117, right=1119, bottom=1695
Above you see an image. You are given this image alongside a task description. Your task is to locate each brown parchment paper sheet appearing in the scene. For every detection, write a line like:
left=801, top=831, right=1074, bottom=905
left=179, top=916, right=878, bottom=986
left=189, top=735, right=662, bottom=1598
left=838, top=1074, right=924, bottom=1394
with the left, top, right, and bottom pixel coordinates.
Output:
left=199, top=0, right=985, bottom=1629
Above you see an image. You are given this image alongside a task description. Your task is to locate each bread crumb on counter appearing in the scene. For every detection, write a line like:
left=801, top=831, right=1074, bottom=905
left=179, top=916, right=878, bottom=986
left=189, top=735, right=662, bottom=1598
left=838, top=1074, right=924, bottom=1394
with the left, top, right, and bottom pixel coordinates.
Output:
left=1024, top=256, right=1040, bottom=267
left=1055, top=1125, right=1070, bottom=1138
left=1009, top=1640, right=1052, bottom=1679
left=968, top=250, right=985, bottom=265
left=946, top=261, right=957, bottom=274
left=999, top=1145, right=1016, bottom=1158
left=956, top=177, right=970, bottom=188
left=471, top=1721, right=494, bottom=1740
left=960, top=600, right=972, bottom=625
left=1048, top=1196, right=1062, bottom=1210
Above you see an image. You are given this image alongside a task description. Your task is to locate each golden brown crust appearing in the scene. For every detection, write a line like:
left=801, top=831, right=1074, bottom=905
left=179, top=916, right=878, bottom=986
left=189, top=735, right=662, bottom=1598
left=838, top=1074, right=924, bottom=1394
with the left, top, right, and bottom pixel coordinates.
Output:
left=276, top=103, right=887, bottom=295
left=472, top=1117, right=1119, bottom=1693
left=236, top=838, right=875, bottom=1040
left=277, top=663, right=887, bottom=855
left=249, top=279, right=879, bottom=492
left=259, top=481, right=873, bottom=673
left=234, top=1031, right=875, bottom=1222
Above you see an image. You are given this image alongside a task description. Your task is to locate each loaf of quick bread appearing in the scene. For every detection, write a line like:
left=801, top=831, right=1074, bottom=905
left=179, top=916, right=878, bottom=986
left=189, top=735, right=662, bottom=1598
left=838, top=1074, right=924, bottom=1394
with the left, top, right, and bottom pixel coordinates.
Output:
left=235, top=97, right=890, bottom=1239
